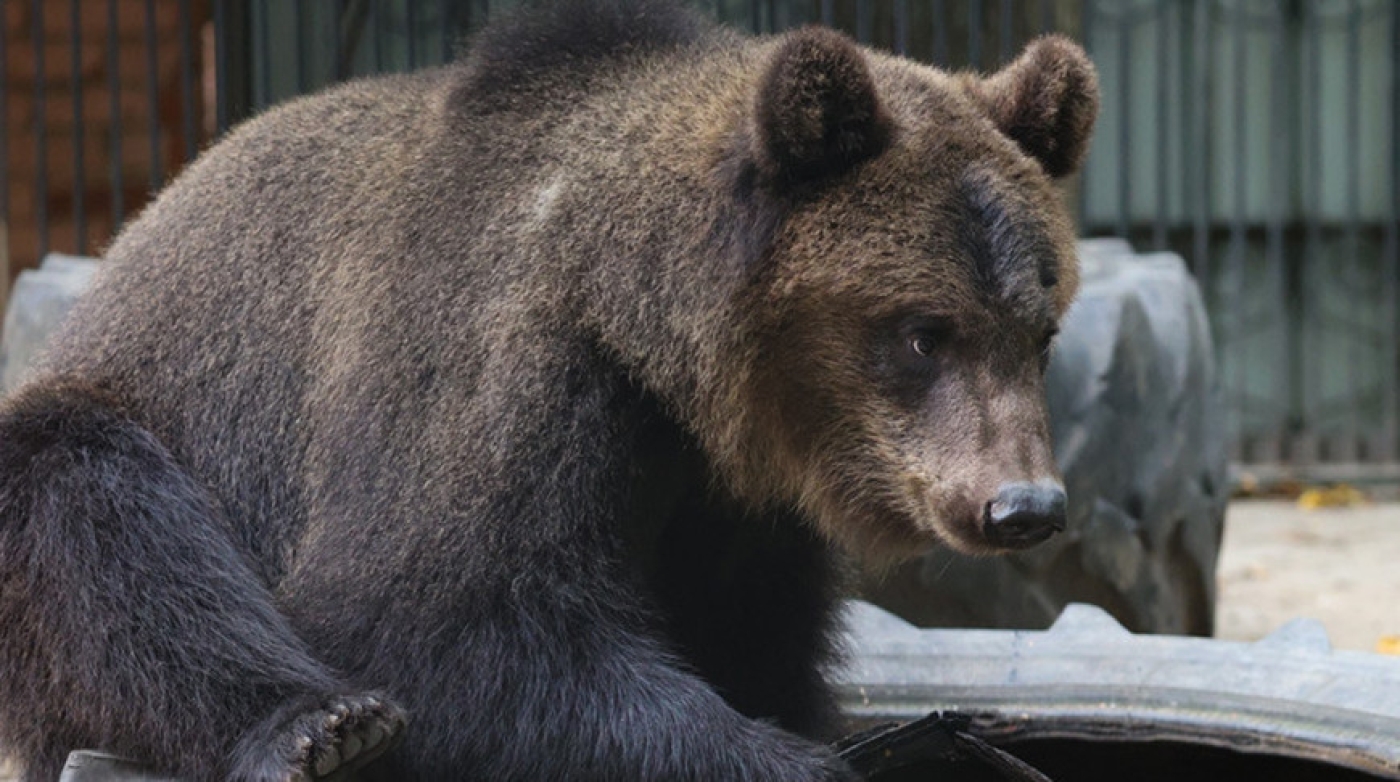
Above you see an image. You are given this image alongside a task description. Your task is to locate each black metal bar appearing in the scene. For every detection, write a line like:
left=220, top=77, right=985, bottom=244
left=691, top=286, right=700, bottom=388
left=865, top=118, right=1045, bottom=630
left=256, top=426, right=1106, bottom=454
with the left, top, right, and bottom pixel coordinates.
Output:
left=256, top=0, right=270, bottom=108
left=1116, top=3, right=1131, bottom=240
left=179, top=0, right=195, bottom=162
left=1191, top=0, right=1209, bottom=284
left=371, top=0, right=383, bottom=72
left=293, top=0, right=306, bottom=94
left=856, top=0, right=871, bottom=44
left=145, top=0, right=161, bottom=191
left=999, top=0, right=1012, bottom=65
left=215, top=0, right=229, bottom=134
left=1385, top=0, right=1400, bottom=459
left=407, top=0, right=419, bottom=68
left=332, top=0, right=345, bottom=81
left=1041, top=0, right=1054, bottom=35
left=1303, top=0, right=1322, bottom=461
left=1228, top=0, right=1247, bottom=459
left=931, top=0, right=947, bottom=67
left=108, top=0, right=124, bottom=226
left=71, top=0, right=87, bottom=255
left=33, top=0, right=50, bottom=260
left=1345, top=0, right=1362, bottom=457
left=969, top=0, right=982, bottom=70
left=893, top=0, right=908, bottom=56
left=821, top=0, right=834, bottom=28
left=1153, top=2, right=1169, bottom=250
left=1268, top=0, right=1290, bottom=464
left=441, top=0, right=453, bottom=63
left=0, top=0, right=9, bottom=246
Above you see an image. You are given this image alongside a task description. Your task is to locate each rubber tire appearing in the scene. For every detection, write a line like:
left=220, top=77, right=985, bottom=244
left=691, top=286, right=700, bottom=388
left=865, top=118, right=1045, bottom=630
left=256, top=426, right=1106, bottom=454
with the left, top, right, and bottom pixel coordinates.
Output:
left=837, top=600, right=1400, bottom=780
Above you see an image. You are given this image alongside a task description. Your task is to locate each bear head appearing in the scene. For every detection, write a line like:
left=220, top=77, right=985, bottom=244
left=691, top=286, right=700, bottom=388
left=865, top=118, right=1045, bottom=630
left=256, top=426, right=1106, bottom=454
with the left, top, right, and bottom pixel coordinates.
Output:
left=717, top=29, right=1099, bottom=566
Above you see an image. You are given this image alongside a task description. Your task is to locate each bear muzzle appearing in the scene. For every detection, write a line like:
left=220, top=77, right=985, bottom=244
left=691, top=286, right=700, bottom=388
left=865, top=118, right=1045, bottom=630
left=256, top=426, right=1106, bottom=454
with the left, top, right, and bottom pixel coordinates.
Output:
left=981, top=481, right=1067, bottom=549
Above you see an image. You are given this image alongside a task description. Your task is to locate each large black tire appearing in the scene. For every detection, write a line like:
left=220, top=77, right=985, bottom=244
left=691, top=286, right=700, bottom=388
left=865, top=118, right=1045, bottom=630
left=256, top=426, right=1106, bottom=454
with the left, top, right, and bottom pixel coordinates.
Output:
left=865, top=240, right=1229, bottom=636
left=836, top=600, right=1400, bottom=781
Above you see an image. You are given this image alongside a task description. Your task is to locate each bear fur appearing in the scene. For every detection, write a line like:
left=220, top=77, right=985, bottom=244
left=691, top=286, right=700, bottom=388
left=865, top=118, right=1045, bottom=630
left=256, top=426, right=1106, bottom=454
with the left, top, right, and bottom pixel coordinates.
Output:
left=0, top=2, right=1097, bottom=779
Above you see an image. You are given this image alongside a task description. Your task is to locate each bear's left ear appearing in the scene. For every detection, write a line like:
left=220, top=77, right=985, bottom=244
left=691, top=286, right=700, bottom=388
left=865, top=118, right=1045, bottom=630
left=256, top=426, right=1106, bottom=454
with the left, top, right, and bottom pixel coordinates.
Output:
left=752, top=27, right=892, bottom=187
left=964, top=35, right=1100, bottom=179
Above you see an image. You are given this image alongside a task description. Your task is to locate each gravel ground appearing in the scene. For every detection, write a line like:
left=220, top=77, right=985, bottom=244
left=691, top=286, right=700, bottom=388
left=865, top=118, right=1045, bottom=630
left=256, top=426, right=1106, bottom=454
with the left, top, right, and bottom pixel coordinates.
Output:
left=2, top=498, right=1395, bottom=779
left=1215, top=499, right=1400, bottom=652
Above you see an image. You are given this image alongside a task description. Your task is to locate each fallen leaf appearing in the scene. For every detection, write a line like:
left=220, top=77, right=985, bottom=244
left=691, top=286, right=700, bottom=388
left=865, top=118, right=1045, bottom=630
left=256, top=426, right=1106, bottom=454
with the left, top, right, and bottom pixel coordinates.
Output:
left=1297, top=484, right=1368, bottom=510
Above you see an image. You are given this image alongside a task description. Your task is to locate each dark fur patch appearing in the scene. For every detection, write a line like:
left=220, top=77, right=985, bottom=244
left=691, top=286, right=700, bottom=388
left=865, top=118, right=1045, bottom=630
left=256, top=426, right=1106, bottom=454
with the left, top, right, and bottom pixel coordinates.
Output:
left=461, top=0, right=708, bottom=93
left=955, top=172, right=1056, bottom=312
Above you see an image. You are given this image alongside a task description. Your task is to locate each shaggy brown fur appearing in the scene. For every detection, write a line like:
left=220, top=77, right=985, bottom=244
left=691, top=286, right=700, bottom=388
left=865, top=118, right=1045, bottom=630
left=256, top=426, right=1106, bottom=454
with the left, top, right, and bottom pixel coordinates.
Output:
left=0, top=2, right=1097, bottom=779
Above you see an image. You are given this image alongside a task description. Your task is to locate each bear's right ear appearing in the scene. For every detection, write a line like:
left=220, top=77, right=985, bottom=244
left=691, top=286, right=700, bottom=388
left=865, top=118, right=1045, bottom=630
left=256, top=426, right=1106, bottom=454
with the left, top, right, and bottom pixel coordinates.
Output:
left=752, top=27, right=892, bottom=188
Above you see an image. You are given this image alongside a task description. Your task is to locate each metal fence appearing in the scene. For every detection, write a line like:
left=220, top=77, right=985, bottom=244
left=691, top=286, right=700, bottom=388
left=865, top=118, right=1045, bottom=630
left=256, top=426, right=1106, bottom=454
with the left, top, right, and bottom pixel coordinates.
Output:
left=1, top=0, right=1398, bottom=476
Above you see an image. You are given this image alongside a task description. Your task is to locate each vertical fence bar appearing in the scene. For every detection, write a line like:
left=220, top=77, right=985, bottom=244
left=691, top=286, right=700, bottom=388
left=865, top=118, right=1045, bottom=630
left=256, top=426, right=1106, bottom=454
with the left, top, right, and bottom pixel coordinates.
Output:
left=441, top=0, right=453, bottom=62
left=256, top=0, right=270, bottom=108
left=293, top=1, right=306, bottom=94
left=1269, top=0, right=1290, bottom=465
left=969, top=0, right=982, bottom=70
left=1116, top=5, right=1131, bottom=240
left=1229, top=0, right=1248, bottom=460
left=215, top=0, right=228, bottom=135
left=371, top=0, right=383, bottom=72
left=145, top=0, right=161, bottom=191
left=1385, top=0, right=1400, bottom=459
left=856, top=0, right=871, bottom=44
left=999, top=0, right=1012, bottom=65
left=0, top=0, right=9, bottom=266
left=108, top=0, right=124, bottom=227
left=407, top=1, right=419, bottom=67
left=1345, top=0, right=1362, bottom=458
left=33, top=0, right=50, bottom=260
left=821, top=0, right=834, bottom=27
left=179, top=0, right=195, bottom=162
left=1191, top=0, right=1209, bottom=284
left=1153, top=3, right=1169, bottom=250
left=893, top=0, right=908, bottom=56
left=1041, top=0, right=1054, bottom=35
left=1303, top=0, right=1321, bottom=461
left=71, top=0, right=87, bottom=255
left=331, top=0, right=345, bottom=81
left=931, top=0, right=947, bottom=67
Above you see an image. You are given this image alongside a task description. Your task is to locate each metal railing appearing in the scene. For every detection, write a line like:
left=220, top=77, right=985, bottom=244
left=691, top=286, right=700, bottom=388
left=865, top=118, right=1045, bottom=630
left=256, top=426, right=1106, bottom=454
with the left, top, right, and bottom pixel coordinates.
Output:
left=1, top=0, right=1397, bottom=475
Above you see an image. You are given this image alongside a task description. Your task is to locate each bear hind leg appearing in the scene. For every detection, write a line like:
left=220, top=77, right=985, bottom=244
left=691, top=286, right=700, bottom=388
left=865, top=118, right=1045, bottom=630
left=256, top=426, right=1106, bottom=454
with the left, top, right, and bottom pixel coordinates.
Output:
left=0, top=380, right=402, bottom=781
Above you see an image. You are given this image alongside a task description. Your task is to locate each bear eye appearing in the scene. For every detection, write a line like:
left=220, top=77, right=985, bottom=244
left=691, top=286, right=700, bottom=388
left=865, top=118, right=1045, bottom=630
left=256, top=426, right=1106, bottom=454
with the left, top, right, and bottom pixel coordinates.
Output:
left=896, top=317, right=953, bottom=364
left=910, top=333, right=937, bottom=357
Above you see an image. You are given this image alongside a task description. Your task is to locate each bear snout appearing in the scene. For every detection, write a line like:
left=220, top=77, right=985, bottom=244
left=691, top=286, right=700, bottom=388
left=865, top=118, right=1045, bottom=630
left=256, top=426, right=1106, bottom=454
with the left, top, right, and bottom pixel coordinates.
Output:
left=981, top=481, right=1067, bottom=549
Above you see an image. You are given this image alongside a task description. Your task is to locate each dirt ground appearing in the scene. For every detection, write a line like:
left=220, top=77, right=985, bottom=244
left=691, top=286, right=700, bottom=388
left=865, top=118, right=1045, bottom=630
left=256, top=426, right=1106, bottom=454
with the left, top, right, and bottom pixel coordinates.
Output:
left=1, top=499, right=1395, bottom=779
left=1215, top=499, right=1400, bottom=653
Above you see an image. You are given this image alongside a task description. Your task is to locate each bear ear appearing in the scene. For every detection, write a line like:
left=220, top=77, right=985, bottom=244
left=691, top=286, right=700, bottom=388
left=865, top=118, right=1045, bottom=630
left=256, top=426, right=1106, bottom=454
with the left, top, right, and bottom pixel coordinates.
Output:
left=752, top=27, right=892, bottom=187
left=965, top=35, right=1100, bottom=179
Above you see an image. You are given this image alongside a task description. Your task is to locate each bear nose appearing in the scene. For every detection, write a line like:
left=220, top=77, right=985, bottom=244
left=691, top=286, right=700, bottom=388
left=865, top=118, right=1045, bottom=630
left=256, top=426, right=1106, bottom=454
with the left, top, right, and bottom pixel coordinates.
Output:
left=983, top=482, right=1067, bottom=549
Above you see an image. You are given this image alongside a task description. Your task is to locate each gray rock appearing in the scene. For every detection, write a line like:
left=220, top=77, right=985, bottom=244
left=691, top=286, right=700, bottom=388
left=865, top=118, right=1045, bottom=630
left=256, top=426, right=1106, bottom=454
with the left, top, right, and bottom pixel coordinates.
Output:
left=1, top=254, right=100, bottom=392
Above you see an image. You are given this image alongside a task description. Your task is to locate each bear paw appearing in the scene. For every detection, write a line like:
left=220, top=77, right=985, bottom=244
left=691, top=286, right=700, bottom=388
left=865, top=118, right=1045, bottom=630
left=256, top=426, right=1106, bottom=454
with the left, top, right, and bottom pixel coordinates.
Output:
left=231, top=693, right=406, bottom=782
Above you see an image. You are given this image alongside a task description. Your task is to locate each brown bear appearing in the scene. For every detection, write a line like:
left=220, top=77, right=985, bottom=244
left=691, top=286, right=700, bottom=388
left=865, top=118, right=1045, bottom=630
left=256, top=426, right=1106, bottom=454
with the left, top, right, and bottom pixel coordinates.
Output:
left=0, top=1, right=1097, bottom=779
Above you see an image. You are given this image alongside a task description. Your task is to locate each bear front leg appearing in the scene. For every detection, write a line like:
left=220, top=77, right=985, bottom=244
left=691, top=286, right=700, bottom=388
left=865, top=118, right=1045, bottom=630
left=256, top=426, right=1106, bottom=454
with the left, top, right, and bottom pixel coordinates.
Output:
left=0, top=380, right=403, bottom=782
left=353, top=586, right=857, bottom=782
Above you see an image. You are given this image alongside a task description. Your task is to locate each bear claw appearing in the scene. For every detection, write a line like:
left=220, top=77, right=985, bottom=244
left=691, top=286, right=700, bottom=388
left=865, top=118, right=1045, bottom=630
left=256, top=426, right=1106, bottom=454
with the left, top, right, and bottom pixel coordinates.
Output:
left=235, top=693, right=405, bottom=782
